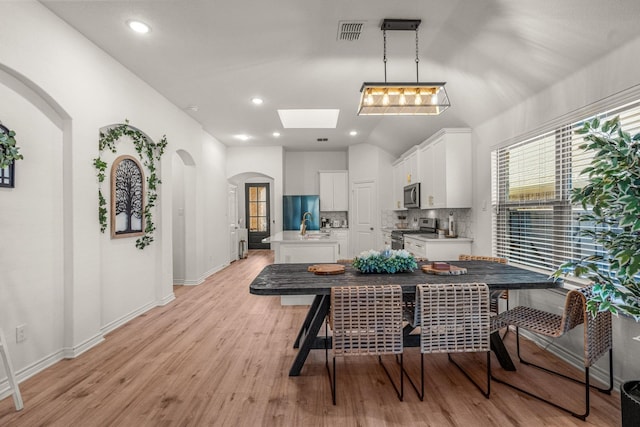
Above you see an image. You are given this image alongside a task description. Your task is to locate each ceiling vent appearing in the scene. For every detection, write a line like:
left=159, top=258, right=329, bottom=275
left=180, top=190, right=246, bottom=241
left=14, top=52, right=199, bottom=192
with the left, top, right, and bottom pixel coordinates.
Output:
left=337, top=21, right=364, bottom=41
left=317, top=138, right=328, bottom=142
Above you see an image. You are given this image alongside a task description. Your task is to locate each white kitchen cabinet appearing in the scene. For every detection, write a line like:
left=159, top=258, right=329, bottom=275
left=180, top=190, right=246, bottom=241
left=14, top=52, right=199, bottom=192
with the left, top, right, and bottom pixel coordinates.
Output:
left=418, top=128, right=472, bottom=209
left=330, top=229, right=350, bottom=259
left=404, top=149, right=419, bottom=184
left=392, top=160, right=405, bottom=210
left=404, top=235, right=472, bottom=261
left=319, top=170, right=348, bottom=211
left=391, top=147, right=419, bottom=211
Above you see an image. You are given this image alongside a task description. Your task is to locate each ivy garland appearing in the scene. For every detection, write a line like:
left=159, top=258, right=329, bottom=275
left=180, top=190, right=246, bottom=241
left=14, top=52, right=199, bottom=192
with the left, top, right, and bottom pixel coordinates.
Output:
left=0, top=127, right=23, bottom=169
left=94, top=120, right=168, bottom=249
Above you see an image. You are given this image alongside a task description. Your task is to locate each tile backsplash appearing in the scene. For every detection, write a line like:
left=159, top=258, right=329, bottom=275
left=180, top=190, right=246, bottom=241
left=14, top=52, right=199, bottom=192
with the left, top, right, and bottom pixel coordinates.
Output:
left=381, top=208, right=473, bottom=238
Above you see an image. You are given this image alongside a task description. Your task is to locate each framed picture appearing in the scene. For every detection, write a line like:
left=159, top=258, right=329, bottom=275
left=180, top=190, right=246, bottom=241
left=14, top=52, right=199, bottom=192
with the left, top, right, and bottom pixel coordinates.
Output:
left=111, top=155, right=145, bottom=238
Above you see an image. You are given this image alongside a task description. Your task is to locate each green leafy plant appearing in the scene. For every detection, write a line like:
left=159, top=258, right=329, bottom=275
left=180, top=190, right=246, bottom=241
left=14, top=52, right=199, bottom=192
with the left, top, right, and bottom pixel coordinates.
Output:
left=0, top=128, right=23, bottom=169
left=553, top=116, right=640, bottom=321
left=94, top=120, right=168, bottom=249
left=352, top=249, right=418, bottom=274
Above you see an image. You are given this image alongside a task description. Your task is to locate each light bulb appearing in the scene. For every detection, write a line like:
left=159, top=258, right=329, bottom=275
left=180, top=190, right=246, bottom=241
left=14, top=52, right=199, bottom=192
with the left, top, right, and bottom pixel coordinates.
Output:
left=431, top=93, right=438, bottom=105
left=399, top=90, right=407, bottom=105
left=127, top=20, right=150, bottom=34
left=414, top=90, right=422, bottom=105
left=366, top=93, right=374, bottom=105
left=382, top=90, right=390, bottom=106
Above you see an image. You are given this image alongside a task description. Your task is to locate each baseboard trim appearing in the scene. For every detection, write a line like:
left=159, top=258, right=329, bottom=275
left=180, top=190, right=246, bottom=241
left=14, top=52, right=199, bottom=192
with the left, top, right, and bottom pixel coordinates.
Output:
left=0, top=348, right=67, bottom=403
left=101, top=301, right=157, bottom=336
left=62, top=332, right=105, bottom=359
left=174, top=263, right=230, bottom=286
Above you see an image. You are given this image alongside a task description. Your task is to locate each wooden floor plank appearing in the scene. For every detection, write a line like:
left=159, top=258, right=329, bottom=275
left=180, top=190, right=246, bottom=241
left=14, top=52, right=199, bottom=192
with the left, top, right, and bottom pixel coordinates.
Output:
left=0, top=250, right=620, bottom=426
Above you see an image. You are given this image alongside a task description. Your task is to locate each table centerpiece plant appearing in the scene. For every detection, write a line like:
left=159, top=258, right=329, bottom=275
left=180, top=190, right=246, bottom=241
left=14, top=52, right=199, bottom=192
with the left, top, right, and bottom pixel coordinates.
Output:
left=352, top=248, right=418, bottom=274
left=551, top=116, right=640, bottom=426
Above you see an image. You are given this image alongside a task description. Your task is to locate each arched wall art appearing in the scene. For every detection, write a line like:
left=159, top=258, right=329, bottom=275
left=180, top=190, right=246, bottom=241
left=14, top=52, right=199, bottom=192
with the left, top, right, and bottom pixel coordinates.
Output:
left=111, top=155, right=145, bottom=238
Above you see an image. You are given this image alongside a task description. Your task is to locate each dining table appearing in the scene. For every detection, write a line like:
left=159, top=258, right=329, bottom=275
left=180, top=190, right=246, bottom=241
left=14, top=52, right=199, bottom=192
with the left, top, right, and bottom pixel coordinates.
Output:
left=249, top=260, right=559, bottom=376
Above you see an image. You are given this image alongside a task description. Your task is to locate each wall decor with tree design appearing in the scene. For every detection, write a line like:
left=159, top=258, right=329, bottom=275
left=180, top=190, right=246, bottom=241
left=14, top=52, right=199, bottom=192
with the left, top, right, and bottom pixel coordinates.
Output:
left=111, top=155, right=145, bottom=238
left=94, top=120, right=168, bottom=249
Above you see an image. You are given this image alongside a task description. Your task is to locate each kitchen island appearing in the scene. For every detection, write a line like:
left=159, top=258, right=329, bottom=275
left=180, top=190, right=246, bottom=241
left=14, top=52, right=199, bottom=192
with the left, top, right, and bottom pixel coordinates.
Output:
left=262, top=231, right=340, bottom=305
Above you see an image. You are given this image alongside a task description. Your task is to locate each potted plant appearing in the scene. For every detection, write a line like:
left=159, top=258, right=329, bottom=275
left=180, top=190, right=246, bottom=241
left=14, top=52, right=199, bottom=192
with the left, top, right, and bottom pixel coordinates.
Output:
left=0, top=127, right=22, bottom=169
left=553, top=116, right=640, bottom=426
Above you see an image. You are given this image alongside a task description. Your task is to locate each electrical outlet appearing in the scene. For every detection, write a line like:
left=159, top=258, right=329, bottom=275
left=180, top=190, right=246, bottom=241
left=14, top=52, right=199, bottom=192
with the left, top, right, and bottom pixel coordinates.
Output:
left=16, top=324, right=26, bottom=343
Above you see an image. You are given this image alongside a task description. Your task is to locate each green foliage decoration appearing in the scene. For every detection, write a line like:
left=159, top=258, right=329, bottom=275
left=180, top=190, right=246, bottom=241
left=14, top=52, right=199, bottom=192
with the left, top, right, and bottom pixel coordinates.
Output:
left=94, top=120, right=168, bottom=249
left=553, top=116, right=640, bottom=321
left=0, top=128, right=23, bottom=169
left=352, top=249, right=418, bottom=274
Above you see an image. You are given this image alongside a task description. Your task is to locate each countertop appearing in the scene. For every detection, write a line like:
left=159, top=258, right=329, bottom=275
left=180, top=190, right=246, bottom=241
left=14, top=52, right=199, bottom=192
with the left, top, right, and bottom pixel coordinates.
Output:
left=262, top=231, right=339, bottom=244
left=403, top=233, right=473, bottom=243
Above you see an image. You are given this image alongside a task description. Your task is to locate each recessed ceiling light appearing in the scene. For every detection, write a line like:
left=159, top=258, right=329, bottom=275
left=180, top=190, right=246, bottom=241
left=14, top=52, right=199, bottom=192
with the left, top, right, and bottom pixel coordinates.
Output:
left=234, top=134, right=250, bottom=141
left=251, top=97, right=264, bottom=105
left=127, top=20, right=151, bottom=34
left=272, top=132, right=281, bottom=137
left=349, top=130, right=358, bottom=136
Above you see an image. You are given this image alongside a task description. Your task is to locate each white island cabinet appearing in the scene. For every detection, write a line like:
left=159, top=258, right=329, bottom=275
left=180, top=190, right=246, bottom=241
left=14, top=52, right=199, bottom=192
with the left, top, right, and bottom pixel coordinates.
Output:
left=403, top=235, right=472, bottom=261
left=263, top=231, right=339, bottom=305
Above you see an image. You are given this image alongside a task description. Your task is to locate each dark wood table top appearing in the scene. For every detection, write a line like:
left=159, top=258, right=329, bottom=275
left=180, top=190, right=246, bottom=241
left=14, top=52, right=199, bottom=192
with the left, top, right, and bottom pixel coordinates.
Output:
left=249, top=260, right=559, bottom=296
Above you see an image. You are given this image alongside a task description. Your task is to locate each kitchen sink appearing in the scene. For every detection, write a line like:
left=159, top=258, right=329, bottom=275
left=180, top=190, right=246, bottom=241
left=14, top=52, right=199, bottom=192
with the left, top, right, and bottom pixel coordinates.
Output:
left=302, top=232, right=331, bottom=240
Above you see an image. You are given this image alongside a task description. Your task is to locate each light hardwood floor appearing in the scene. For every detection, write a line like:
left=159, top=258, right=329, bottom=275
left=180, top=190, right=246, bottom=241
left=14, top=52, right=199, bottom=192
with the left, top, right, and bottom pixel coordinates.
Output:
left=0, top=250, right=620, bottom=426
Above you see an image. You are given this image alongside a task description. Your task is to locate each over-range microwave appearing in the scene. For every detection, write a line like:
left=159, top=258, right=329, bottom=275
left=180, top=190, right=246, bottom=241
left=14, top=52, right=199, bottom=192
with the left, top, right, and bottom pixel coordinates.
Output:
left=403, top=183, right=420, bottom=209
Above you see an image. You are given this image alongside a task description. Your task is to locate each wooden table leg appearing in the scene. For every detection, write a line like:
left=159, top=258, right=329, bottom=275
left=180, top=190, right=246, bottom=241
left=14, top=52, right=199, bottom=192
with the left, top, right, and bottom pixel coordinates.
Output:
left=491, top=331, right=516, bottom=371
left=289, top=295, right=330, bottom=376
left=293, top=295, right=323, bottom=349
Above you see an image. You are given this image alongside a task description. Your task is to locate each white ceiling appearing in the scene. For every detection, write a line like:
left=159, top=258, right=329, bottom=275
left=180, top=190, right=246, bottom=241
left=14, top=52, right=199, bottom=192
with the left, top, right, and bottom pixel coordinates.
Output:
left=41, top=0, right=640, bottom=157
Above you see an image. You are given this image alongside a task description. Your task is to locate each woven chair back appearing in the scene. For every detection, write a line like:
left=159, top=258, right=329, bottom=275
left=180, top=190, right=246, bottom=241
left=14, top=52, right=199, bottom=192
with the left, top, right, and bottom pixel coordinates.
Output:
left=416, top=283, right=491, bottom=354
left=459, top=254, right=508, bottom=264
left=330, top=285, right=403, bottom=357
left=567, top=286, right=613, bottom=367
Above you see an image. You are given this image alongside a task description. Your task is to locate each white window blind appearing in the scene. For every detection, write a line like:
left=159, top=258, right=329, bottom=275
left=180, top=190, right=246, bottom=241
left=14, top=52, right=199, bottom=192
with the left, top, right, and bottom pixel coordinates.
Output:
left=492, top=100, right=640, bottom=273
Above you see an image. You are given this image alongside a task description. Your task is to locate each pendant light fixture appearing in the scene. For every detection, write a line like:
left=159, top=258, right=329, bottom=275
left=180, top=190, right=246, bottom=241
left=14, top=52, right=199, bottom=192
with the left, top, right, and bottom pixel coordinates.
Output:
left=357, top=19, right=450, bottom=116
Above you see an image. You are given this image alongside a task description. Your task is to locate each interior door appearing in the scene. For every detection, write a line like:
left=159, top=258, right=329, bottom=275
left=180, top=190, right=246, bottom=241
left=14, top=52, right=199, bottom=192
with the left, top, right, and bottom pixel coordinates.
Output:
left=245, top=183, right=270, bottom=249
left=228, top=184, right=238, bottom=261
left=352, top=180, right=378, bottom=255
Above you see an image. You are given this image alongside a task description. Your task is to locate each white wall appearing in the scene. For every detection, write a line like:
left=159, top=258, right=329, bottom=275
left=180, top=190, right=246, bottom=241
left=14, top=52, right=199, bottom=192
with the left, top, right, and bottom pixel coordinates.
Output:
left=284, top=151, right=347, bottom=195
left=0, top=1, right=230, bottom=396
left=471, top=33, right=640, bottom=385
left=227, top=146, right=284, bottom=234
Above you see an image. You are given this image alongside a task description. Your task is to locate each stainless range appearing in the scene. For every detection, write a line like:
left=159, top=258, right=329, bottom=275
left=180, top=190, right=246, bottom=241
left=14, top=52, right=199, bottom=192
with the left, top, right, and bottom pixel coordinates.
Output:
left=390, top=218, right=438, bottom=250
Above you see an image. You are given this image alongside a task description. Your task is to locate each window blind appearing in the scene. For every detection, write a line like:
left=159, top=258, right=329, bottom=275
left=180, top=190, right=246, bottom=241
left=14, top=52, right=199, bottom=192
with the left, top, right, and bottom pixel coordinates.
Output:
left=492, top=100, right=640, bottom=273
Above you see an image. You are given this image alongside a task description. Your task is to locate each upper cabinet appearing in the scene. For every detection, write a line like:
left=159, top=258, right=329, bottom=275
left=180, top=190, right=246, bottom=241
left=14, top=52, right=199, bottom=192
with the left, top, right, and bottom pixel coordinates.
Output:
left=392, top=146, right=419, bottom=210
left=418, top=129, right=472, bottom=209
left=319, top=170, right=349, bottom=211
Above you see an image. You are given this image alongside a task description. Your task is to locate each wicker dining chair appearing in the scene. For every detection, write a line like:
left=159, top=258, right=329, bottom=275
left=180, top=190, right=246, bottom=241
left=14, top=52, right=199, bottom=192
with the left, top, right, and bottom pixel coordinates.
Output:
left=327, top=285, right=404, bottom=405
left=492, top=285, right=613, bottom=421
left=406, top=283, right=492, bottom=400
left=459, top=254, right=509, bottom=315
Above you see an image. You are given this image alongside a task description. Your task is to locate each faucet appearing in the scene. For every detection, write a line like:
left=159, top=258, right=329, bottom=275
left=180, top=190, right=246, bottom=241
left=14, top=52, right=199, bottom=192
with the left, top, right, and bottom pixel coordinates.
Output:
left=300, top=211, right=312, bottom=235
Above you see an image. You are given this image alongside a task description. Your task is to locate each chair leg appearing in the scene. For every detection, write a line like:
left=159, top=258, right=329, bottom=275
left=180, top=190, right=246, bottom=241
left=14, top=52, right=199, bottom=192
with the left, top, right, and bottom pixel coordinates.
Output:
left=515, top=328, right=613, bottom=394
left=379, top=354, right=404, bottom=401
left=403, top=352, right=425, bottom=401
left=448, top=352, right=491, bottom=398
left=494, top=329, right=614, bottom=420
left=324, top=321, right=336, bottom=405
